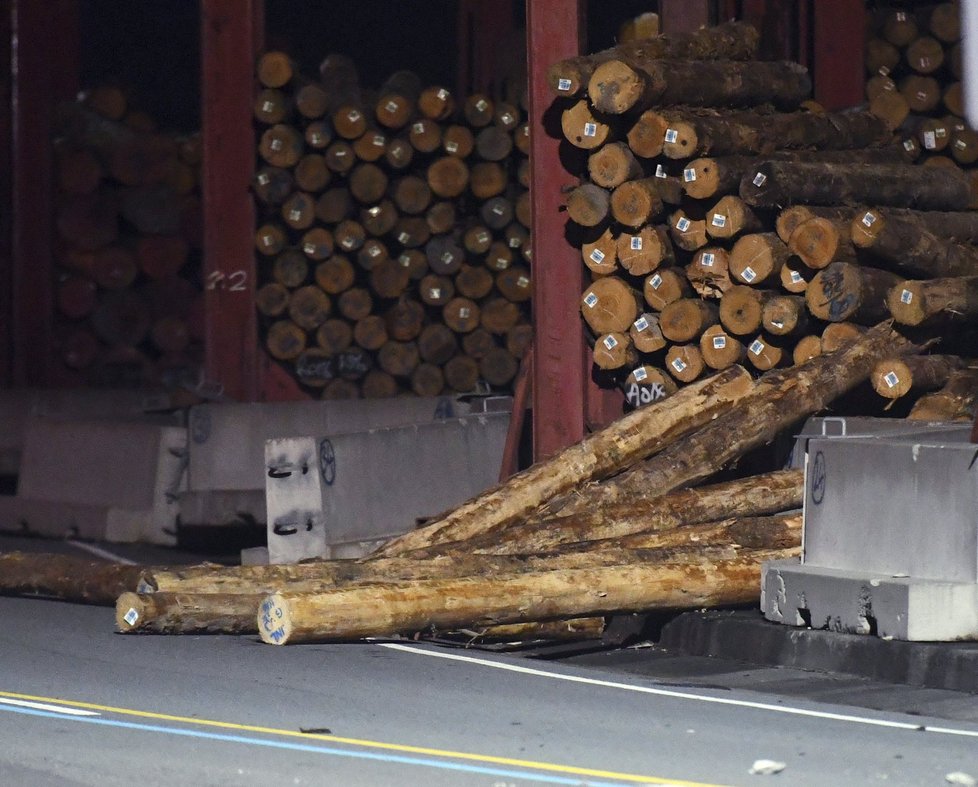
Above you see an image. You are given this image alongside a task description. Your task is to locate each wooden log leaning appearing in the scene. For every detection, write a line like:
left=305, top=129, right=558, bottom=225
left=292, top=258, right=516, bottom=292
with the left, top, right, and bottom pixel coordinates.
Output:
left=851, top=208, right=978, bottom=278
left=547, top=321, right=915, bottom=515
left=257, top=548, right=799, bottom=644
left=741, top=161, right=972, bottom=211
left=0, top=551, right=146, bottom=605
left=886, top=276, right=978, bottom=326
left=369, top=366, right=755, bottom=557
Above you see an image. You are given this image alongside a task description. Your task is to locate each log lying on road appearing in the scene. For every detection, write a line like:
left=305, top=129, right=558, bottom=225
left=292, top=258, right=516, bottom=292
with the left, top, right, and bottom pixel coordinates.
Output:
left=369, top=366, right=754, bottom=557
left=258, top=548, right=799, bottom=644
left=0, top=551, right=148, bottom=605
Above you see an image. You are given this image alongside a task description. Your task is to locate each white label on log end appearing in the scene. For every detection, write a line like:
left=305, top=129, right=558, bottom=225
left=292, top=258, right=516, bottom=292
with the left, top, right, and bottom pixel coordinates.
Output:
left=501, top=113, right=514, bottom=126
left=676, top=217, right=691, bottom=232
left=369, top=246, right=382, bottom=257
left=445, top=141, right=459, bottom=153
left=373, top=134, right=386, bottom=147
left=634, top=316, right=650, bottom=332
left=584, top=292, right=599, bottom=308
left=711, top=214, right=727, bottom=228
left=603, top=335, right=618, bottom=350
left=517, top=276, right=530, bottom=288
left=884, top=371, right=900, bottom=388
left=437, top=88, right=450, bottom=100
left=524, top=249, right=533, bottom=261
left=664, top=128, right=678, bottom=143
left=589, top=245, right=605, bottom=264
left=749, top=339, right=765, bottom=355
left=341, top=238, right=355, bottom=249
left=924, top=131, right=937, bottom=151
left=903, top=139, right=916, bottom=152
left=459, top=307, right=471, bottom=319
left=742, top=266, right=757, bottom=283
left=583, top=122, right=598, bottom=137
left=262, top=234, right=274, bottom=247
left=861, top=212, right=877, bottom=227
left=633, top=366, right=648, bottom=382
left=509, top=237, right=521, bottom=248
left=671, top=358, right=687, bottom=373
left=916, top=91, right=927, bottom=102
left=429, top=287, right=442, bottom=299
left=896, top=11, right=907, bottom=21
left=936, top=127, right=947, bottom=138
left=257, top=172, right=270, bottom=186
left=385, top=100, right=399, bottom=114
left=683, top=168, right=697, bottom=182
left=655, top=164, right=667, bottom=178
left=752, top=172, right=767, bottom=187
left=650, top=274, right=663, bottom=290
left=919, top=57, right=931, bottom=70
left=399, top=254, right=411, bottom=267
left=701, top=252, right=715, bottom=267
left=495, top=257, right=508, bottom=269
left=334, top=149, right=347, bottom=157
left=477, top=232, right=490, bottom=244
left=289, top=209, right=302, bottom=222
left=790, top=270, right=804, bottom=284
left=303, top=242, right=316, bottom=255
left=413, top=122, right=425, bottom=134
left=440, top=251, right=454, bottom=263
left=270, top=139, right=283, bottom=151
left=262, top=100, right=275, bottom=113
left=900, top=288, right=913, bottom=304
left=492, top=204, right=505, bottom=216
left=771, top=319, right=785, bottom=330
left=957, top=139, right=969, bottom=150
left=476, top=99, right=489, bottom=112
left=879, top=66, right=890, bottom=76
left=348, top=110, right=361, bottom=122
left=398, top=232, right=411, bottom=244
left=311, top=132, right=324, bottom=145
left=630, top=236, right=643, bottom=250
left=368, top=206, right=382, bottom=217
left=557, top=78, right=573, bottom=92
left=124, top=608, right=139, bottom=626
left=712, top=335, right=727, bottom=350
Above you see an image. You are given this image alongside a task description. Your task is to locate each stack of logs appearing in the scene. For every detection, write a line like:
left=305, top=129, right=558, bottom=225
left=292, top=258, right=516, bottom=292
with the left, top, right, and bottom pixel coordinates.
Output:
left=52, top=85, right=204, bottom=388
left=552, top=20, right=978, bottom=419
left=253, top=53, right=532, bottom=399
left=0, top=321, right=929, bottom=643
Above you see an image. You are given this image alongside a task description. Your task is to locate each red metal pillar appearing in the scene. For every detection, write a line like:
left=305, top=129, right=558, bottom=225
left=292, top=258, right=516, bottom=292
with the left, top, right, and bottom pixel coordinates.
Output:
left=526, top=0, right=586, bottom=461
left=812, top=0, right=864, bottom=111
left=10, top=0, right=80, bottom=387
left=200, top=0, right=263, bottom=402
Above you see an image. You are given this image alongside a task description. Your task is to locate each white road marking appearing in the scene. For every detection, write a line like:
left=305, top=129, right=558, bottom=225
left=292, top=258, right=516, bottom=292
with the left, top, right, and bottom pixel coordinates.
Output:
left=0, top=698, right=100, bottom=716
left=380, top=643, right=978, bottom=738
left=66, top=540, right=136, bottom=565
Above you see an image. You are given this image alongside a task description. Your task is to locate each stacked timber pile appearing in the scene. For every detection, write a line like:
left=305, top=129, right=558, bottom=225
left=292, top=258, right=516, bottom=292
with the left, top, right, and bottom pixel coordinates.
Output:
left=550, top=19, right=978, bottom=420
left=52, top=85, right=204, bottom=388
left=0, top=322, right=925, bottom=643
left=253, top=53, right=532, bottom=399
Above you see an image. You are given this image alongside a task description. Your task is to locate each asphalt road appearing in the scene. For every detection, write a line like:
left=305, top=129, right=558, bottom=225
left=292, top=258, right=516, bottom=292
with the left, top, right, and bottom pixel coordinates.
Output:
left=2, top=596, right=978, bottom=786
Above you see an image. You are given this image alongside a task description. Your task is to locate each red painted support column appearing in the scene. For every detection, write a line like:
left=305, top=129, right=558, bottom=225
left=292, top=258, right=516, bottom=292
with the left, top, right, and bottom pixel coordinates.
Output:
left=813, top=0, right=864, bottom=111
left=526, top=0, right=586, bottom=461
left=10, top=0, right=80, bottom=386
left=200, top=0, right=262, bottom=402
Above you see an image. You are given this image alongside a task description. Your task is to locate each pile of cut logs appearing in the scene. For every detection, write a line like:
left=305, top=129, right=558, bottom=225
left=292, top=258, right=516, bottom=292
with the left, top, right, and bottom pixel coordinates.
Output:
left=0, top=321, right=929, bottom=644
left=52, top=85, right=204, bottom=388
left=253, top=53, right=532, bottom=399
left=554, top=19, right=978, bottom=418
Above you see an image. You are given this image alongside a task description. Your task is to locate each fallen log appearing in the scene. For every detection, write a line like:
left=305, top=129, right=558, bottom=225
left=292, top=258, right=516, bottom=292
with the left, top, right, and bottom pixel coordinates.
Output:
left=546, top=321, right=915, bottom=515
left=369, top=366, right=754, bottom=557
left=258, top=548, right=799, bottom=644
left=886, top=275, right=978, bottom=326
left=0, top=551, right=147, bottom=605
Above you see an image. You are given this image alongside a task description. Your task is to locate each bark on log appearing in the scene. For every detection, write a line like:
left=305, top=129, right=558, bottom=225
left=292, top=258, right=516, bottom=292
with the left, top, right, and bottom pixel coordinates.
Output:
left=741, top=161, right=972, bottom=211
left=0, top=551, right=146, bottom=605
left=807, top=262, right=903, bottom=324
left=907, top=369, right=978, bottom=421
left=871, top=354, right=963, bottom=400
left=851, top=208, right=978, bottom=278
left=258, top=549, right=797, bottom=644
left=547, top=322, right=914, bottom=515
left=370, top=366, right=754, bottom=556
left=887, top=276, right=978, bottom=326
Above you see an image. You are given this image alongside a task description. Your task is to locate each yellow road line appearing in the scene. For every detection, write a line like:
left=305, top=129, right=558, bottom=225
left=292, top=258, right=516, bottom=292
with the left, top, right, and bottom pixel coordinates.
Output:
left=0, top=688, right=722, bottom=786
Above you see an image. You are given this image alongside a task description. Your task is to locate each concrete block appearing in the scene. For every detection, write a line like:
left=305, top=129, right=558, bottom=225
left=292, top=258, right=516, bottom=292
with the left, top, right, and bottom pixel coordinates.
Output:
left=763, top=560, right=978, bottom=641
left=264, top=412, right=509, bottom=562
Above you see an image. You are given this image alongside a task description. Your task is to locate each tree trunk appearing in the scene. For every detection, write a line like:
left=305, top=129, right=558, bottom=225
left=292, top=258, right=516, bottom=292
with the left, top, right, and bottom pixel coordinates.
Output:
left=700, top=324, right=747, bottom=370
left=581, top=276, right=643, bottom=334
left=729, top=233, right=790, bottom=286
left=643, top=267, right=692, bottom=311
left=610, top=179, right=664, bottom=228
left=719, top=285, right=774, bottom=336
left=887, top=275, right=978, bottom=326
left=547, top=322, right=914, bottom=515
left=0, top=551, right=146, bottom=605
left=706, top=195, right=761, bottom=240
left=807, top=262, right=903, bottom=324
left=369, top=366, right=754, bottom=557
left=851, top=208, right=978, bottom=278
left=907, top=369, right=978, bottom=421
left=776, top=205, right=854, bottom=244
left=871, top=354, right=963, bottom=400
left=686, top=247, right=733, bottom=299
left=788, top=217, right=856, bottom=269
left=660, top=299, right=719, bottom=343
left=616, top=225, right=673, bottom=276
left=258, top=549, right=798, bottom=644
left=588, top=142, right=644, bottom=188
left=741, top=161, right=972, bottom=211
left=762, top=294, right=810, bottom=337
left=565, top=183, right=610, bottom=227
left=665, top=344, right=705, bottom=383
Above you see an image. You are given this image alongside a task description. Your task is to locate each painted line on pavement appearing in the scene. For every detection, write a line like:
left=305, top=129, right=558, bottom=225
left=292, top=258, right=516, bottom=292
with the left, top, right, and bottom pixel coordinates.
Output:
left=379, top=642, right=978, bottom=739
left=0, top=690, right=715, bottom=787
left=0, top=698, right=99, bottom=716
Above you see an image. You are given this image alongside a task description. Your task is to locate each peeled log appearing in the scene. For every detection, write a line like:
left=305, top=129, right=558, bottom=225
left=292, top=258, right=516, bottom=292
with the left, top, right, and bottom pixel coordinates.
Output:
left=886, top=276, right=978, bottom=326
left=548, top=322, right=915, bottom=515
left=369, top=366, right=755, bottom=557
left=0, top=551, right=145, bottom=605
left=851, top=208, right=978, bottom=278
left=258, top=549, right=798, bottom=644
left=741, top=161, right=972, bottom=211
